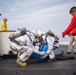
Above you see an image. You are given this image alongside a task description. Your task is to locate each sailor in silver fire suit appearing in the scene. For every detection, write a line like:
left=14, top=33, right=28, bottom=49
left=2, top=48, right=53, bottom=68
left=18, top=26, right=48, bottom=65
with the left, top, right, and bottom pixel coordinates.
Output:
left=32, top=30, right=59, bottom=61
left=9, top=28, right=35, bottom=67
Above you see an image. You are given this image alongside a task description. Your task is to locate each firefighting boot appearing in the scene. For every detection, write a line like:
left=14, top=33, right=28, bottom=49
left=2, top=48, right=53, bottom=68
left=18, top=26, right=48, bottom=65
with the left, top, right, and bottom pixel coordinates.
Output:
left=16, top=58, right=27, bottom=67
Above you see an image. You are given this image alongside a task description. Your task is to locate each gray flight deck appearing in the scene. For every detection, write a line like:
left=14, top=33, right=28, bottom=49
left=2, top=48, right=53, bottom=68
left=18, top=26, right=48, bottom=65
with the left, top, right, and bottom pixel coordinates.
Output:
left=0, top=45, right=76, bottom=75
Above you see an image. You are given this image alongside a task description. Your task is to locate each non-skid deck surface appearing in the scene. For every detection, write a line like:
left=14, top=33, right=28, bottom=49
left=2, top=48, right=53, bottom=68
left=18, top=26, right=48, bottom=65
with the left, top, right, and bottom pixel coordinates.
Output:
left=0, top=45, right=76, bottom=75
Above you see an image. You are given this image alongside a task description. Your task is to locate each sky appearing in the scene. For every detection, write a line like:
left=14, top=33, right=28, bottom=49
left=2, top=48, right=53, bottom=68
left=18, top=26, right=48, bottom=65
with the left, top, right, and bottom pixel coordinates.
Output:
left=0, top=0, right=76, bottom=42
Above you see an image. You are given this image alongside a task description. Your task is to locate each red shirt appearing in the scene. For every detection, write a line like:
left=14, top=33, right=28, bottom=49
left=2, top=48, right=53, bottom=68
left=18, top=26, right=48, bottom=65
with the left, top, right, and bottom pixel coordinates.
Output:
left=62, top=15, right=76, bottom=36
left=71, top=27, right=76, bottom=35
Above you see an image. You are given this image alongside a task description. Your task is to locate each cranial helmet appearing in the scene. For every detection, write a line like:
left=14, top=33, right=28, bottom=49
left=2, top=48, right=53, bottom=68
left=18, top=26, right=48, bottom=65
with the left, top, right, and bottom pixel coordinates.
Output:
left=37, top=30, right=43, bottom=36
left=32, top=30, right=38, bottom=36
left=20, top=27, right=27, bottom=35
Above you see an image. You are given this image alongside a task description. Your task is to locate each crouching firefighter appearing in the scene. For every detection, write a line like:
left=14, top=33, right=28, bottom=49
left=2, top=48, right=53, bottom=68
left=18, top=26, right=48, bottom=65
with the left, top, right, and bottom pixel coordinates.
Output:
left=42, top=30, right=59, bottom=62
left=32, top=30, right=59, bottom=62
left=26, top=30, right=47, bottom=61
left=9, top=28, right=34, bottom=67
left=32, top=30, right=48, bottom=61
